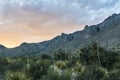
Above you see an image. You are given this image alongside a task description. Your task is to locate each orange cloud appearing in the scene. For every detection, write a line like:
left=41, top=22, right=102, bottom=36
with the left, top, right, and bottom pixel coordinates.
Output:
left=0, top=4, right=85, bottom=48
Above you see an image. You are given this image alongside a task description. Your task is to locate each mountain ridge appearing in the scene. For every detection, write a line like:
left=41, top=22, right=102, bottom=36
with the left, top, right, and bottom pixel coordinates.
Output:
left=0, top=13, right=120, bottom=57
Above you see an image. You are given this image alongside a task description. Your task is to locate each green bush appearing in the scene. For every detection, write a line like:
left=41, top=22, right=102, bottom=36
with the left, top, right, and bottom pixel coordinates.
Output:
left=73, top=62, right=85, bottom=73
left=60, top=70, right=71, bottom=80
left=40, top=54, right=52, bottom=60
left=47, top=69, right=61, bottom=80
left=0, top=57, right=9, bottom=74
left=54, top=49, right=69, bottom=61
left=8, top=62, right=25, bottom=72
left=55, top=61, right=67, bottom=70
left=4, top=71, right=31, bottom=80
left=28, top=60, right=51, bottom=80
left=106, top=70, right=120, bottom=80
left=0, top=47, right=119, bottom=80
left=67, top=55, right=80, bottom=67
left=80, top=43, right=119, bottom=69
left=46, top=69, right=71, bottom=80
left=76, top=65, right=107, bottom=80
left=115, top=63, right=120, bottom=69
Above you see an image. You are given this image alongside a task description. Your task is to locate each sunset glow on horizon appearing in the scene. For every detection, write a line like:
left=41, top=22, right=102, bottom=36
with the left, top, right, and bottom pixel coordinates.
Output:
left=0, top=0, right=120, bottom=48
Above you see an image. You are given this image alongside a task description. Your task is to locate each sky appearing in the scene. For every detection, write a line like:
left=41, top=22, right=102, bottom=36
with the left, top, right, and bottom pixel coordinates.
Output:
left=0, top=0, right=120, bottom=48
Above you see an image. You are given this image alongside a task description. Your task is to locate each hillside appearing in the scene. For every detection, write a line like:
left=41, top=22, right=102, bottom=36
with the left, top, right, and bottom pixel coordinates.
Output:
left=0, top=13, right=120, bottom=57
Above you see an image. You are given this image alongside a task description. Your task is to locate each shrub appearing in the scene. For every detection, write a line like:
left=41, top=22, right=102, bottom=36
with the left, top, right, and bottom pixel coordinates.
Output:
left=0, top=57, right=9, bottom=74
left=4, top=71, right=31, bottom=80
left=41, top=54, right=52, bottom=60
left=115, top=63, right=120, bottom=69
left=47, top=69, right=60, bottom=80
left=73, top=62, right=85, bottom=73
left=8, top=62, right=25, bottom=72
left=47, top=69, right=71, bottom=80
left=106, top=70, right=120, bottom=80
left=76, top=65, right=107, bottom=80
left=67, top=55, right=80, bottom=67
left=28, top=60, right=51, bottom=80
left=79, top=43, right=119, bottom=69
left=54, top=49, right=69, bottom=61
left=55, top=61, right=66, bottom=70
left=60, top=70, right=71, bottom=80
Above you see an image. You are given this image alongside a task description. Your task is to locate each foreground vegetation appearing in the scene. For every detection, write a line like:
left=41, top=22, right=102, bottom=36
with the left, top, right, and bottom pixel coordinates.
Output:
left=0, top=43, right=120, bottom=80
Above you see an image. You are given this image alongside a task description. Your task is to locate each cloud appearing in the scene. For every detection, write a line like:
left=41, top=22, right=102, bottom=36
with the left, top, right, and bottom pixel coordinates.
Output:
left=0, top=0, right=120, bottom=47
left=78, top=0, right=119, bottom=9
left=0, top=0, right=120, bottom=24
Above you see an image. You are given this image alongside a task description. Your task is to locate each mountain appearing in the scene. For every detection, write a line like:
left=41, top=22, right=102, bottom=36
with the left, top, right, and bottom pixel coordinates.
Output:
left=0, top=13, right=120, bottom=57
left=0, top=45, right=6, bottom=49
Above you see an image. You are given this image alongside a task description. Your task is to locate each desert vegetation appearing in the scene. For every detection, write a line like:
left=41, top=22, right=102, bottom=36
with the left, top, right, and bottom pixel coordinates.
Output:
left=0, top=43, right=120, bottom=80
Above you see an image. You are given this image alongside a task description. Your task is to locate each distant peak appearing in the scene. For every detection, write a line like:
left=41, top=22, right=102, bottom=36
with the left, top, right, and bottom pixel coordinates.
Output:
left=20, top=42, right=28, bottom=46
left=112, top=13, right=118, bottom=16
left=84, top=25, right=89, bottom=29
left=104, top=13, right=120, bottom=21
left=61, top=33, right=67, bottom=36
left=0, top=44, right=6, bottom=49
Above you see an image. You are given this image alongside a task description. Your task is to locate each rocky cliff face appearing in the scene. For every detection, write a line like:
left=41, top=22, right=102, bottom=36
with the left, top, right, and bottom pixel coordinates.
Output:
left=0, top=13, right=120, bottom=57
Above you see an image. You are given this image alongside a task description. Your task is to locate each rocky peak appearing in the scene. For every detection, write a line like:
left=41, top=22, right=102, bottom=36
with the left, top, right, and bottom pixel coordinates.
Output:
left=84, top=13, right=120, bottom=35
left=20, top=42, right=28, bottom=47
left=104, top=13, right=119, bottom=21
left=0, top=13, right=120, bottom=57
left=0, top=45, right=6, bottom=49
left=84, top=25, right=89, bottom=29
left=61, top=33, right=68, bottom=36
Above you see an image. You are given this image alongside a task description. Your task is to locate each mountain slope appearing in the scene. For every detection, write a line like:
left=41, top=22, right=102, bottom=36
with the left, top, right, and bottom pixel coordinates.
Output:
left=0, top=45, right=6, bottom=49
left=0, top=13, right=120, bottom=57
